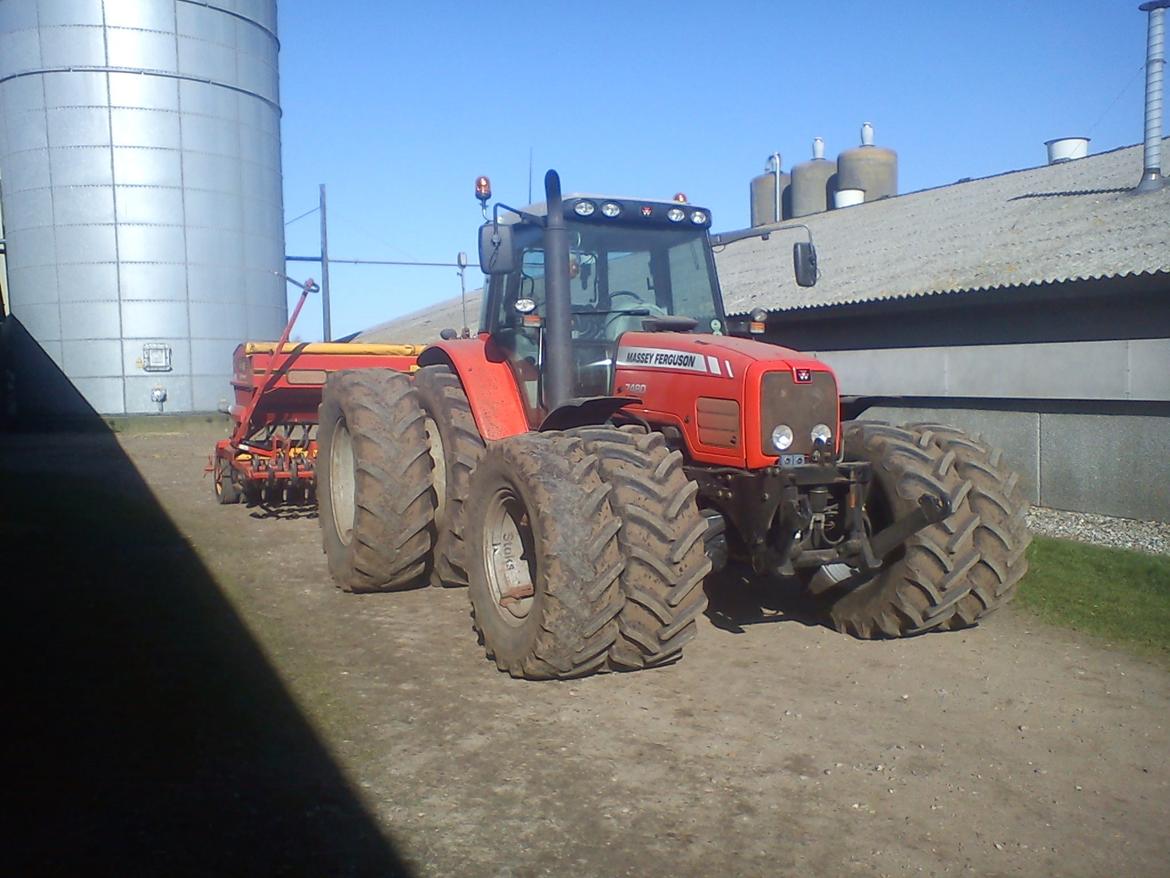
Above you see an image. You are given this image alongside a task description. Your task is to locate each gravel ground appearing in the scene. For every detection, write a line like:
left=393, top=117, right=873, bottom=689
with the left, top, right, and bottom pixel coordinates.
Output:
left=1027, top=506, right=1170, bottom=557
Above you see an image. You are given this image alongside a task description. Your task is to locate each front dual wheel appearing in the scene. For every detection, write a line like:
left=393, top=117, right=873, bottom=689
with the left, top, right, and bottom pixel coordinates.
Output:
left=466, top=427, right=713, bottom=679
left=811, top=421, right=1031, bottom=638
left=466, top=433, right=626, bottom=679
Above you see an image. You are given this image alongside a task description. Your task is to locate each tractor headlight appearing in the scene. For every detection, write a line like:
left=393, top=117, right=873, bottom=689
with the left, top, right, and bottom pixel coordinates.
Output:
left=667, top=207, right=686, bottom=222
left=601, top=201, right=622, bottom=218
left=771, top=424, right=794, bottom=451
left=574, top=200, right=596, bottom=217
left=810, top=423, right=833, bottom=445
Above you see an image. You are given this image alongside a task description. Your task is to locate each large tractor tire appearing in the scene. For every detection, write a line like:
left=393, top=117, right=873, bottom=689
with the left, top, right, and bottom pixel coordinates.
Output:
left=816, top=421, right=1002, bottom=638
left=570, top=426, right=711, bottom=670
left=317, top=369, right=436, bottom=593
left=908, top=423, right=1032, bottom=625
left=465, top=432, right=625, bottom=679
left=412, top=365, right=486, bottom=588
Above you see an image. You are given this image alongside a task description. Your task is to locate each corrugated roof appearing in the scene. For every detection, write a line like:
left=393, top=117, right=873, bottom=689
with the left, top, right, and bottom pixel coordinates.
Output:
left=716, top=139, right=1170, bottom=315
left=358, top=291, right=483, bottom=344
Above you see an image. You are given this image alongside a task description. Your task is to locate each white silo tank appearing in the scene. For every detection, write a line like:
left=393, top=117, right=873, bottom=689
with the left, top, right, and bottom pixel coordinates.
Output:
left=0, top=0, right=287, bottom=415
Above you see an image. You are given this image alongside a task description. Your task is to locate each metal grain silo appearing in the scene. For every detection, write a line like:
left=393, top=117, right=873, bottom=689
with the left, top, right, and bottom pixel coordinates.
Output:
left=836, top=122, right=898, bottom=203
left=750, top=153, right=790, bottom=226
left=0, top=0, right=286, bottom=415
left=790, top=137, right=837, bottom=218
left=0, top=171, right=8, bottom=312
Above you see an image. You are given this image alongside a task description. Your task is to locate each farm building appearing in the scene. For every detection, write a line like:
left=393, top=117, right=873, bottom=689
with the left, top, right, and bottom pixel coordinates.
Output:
left=717, top=139, right=1169, bottom=523
left=365, top=140, right=1170, bottom=523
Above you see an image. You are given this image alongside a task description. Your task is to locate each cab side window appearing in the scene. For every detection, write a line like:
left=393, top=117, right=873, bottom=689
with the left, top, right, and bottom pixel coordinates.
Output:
left=667, top=237, right=711, bottom=321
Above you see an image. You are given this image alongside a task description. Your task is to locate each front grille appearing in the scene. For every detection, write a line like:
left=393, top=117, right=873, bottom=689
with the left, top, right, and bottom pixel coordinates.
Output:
left=759, top=370, right=838, bottom=455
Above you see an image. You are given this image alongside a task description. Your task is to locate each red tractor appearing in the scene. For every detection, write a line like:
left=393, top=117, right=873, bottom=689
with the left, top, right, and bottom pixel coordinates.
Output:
left=317, top=171, right=1030, bottom=679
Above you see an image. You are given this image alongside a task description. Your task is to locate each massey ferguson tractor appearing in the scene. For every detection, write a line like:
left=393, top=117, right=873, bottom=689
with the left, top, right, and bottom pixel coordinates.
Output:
left=316, top=170, right=1030, bottom=679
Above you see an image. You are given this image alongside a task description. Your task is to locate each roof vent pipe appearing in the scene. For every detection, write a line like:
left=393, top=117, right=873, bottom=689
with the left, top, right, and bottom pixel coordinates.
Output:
left=1046, top=137, right=1090, bottom=163
left=770, top=152, right=782, bottom=222
left=1137, top=1, right=1167, bottom=193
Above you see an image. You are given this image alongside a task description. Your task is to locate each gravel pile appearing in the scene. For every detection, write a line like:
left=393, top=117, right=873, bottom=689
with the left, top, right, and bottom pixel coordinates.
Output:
left=1026, top=506, right=1170, bottom=557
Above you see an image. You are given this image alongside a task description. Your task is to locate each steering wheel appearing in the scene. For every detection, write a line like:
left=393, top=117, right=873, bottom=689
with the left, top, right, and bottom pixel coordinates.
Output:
left=608, top=290, right=643, bottom=305
left=608, top=290, right=666, bottom=316
left=604, top=295, right=669, bottom=339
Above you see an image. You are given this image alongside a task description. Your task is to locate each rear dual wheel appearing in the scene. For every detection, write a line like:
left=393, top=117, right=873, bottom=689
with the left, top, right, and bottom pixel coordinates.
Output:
left=317, top=369, right=437, bottom=593
left=413, top=365, right=486, bottom=588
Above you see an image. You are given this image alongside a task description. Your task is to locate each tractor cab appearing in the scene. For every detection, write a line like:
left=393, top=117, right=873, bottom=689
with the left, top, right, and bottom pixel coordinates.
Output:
left=478, top=191, right=726, bottom=410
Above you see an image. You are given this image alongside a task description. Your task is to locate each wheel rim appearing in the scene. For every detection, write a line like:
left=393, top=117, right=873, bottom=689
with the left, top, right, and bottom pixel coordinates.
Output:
left=424, top=415, right=448, bottom=529
left=329, top=418, right=356, bottom=545
left=483, top=486, right=536, bottom=624
left=819, top=562, right=852, bottom=584
left=215, top=459, right=230, bottom=497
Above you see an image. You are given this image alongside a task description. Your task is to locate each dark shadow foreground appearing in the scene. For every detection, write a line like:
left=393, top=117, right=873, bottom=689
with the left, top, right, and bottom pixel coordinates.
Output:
left=1, top=422, right=409, bottom=876
left=0, top=316, right=103, bottom=426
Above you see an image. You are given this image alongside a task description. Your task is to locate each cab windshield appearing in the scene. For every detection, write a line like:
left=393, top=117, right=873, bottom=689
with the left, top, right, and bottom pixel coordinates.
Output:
left=495, top=221, right=724, bottom=337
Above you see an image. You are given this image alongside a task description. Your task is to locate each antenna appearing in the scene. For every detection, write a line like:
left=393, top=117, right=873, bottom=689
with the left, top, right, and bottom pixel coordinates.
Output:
left=457, top=251, right=470, bottom=338
left=527, top=147, right=533, bottom=203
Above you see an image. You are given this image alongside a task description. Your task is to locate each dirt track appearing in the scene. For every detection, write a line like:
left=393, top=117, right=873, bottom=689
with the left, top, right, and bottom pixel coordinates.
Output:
left=8, top=422, right=1169, bottom=876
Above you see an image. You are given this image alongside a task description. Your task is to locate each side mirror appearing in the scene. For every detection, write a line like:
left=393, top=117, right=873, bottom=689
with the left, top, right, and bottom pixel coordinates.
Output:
left=794, top=241, right=817, bottom=287
left=439, top=328, right=458, bottom=340
left=479, top=223, right=517, bottom=275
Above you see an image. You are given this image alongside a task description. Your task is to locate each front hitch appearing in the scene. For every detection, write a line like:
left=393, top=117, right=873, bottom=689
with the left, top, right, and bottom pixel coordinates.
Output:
left=861, top=492, right=952, bottom=570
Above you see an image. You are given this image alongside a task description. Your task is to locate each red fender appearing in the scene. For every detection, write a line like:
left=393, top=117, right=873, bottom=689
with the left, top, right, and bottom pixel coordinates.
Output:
left=417, top=337, right=532, bottom=440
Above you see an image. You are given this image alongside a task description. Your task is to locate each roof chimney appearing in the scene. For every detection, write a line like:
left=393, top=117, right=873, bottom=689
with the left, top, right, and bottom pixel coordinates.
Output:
left=1136, top=1, right=1168, bottom=193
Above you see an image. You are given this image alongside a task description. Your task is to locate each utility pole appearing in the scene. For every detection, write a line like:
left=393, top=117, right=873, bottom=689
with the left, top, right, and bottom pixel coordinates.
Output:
left=319, top=183, right=331, bottom=341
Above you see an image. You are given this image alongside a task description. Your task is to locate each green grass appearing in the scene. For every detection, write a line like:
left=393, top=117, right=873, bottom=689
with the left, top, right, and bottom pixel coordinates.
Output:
left=1017, top=536, right=1170, bottom=660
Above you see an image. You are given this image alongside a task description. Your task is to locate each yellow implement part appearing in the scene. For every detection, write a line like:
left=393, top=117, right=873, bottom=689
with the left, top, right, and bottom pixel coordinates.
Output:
left=244, top=341, right=427, bottom=356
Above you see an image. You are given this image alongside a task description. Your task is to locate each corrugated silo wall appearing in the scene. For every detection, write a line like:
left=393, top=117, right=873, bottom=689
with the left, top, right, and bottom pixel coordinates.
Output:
left=0, top=0, right=285, bottom=416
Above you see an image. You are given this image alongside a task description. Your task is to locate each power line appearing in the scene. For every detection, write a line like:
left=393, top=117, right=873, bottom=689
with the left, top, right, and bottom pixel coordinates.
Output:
left=1088, top=62, right=1146, bottom=137
left=284, top=205, right=320, bottom=226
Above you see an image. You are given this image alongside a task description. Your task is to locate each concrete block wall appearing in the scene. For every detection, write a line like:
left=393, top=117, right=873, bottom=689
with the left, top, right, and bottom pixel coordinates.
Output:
left=862, top=406, right=1170, bottom=523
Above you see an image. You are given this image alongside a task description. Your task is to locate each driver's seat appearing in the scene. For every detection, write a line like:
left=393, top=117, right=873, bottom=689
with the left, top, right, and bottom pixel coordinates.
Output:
left=605, top=312, right=648, bottom=340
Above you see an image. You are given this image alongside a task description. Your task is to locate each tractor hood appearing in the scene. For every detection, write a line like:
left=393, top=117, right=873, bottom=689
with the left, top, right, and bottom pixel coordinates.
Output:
left=613, top=331, right=829, bottom=378
left=611, top=331, right=839, bottom=469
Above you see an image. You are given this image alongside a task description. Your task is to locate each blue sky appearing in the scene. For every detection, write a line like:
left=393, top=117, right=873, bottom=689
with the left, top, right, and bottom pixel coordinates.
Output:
left=279, top=1, right=1153, bottom=340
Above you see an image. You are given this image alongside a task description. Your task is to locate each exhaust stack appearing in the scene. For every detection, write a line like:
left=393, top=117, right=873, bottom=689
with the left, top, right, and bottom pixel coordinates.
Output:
left=1137, top=1, right=1168, bottom=193
left=542, top=170, right=573, bottom=408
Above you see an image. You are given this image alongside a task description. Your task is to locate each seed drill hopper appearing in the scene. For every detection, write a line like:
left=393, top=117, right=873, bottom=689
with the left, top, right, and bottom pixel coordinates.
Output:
left=208, top=276, right=425, bottom=504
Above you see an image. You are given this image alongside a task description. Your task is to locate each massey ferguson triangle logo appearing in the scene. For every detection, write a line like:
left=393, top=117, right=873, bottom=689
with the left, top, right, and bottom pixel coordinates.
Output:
left=794, top=368, right=812, bottom=383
